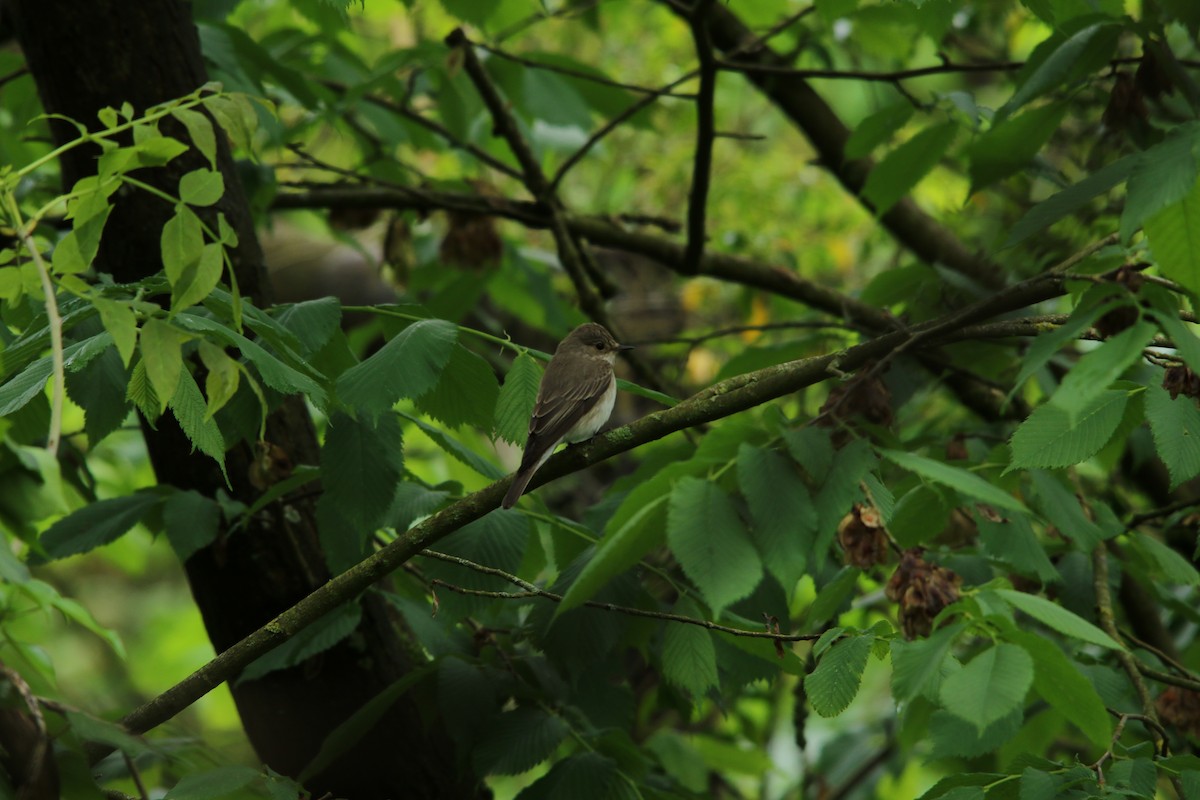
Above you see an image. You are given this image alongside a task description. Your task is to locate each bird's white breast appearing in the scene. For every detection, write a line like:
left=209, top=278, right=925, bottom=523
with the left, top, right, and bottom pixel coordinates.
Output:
left=563, top=377, right=617, bottom=443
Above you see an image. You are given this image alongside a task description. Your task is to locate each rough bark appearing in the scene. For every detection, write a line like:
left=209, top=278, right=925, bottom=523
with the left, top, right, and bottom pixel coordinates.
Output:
left=7, top=2, right=479, bottom=796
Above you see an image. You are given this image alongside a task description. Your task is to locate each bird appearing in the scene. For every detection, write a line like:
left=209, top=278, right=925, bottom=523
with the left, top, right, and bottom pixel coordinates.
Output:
left=501, top=323, right=633, bottom=509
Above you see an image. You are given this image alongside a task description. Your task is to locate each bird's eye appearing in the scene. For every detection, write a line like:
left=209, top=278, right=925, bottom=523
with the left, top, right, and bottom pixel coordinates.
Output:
left=594, top=343, right=605, bottom=351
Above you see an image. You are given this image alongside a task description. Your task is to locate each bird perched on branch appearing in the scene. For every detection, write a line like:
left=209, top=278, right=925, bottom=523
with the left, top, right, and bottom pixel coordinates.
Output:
left=502, top=323, right=633, bottom=509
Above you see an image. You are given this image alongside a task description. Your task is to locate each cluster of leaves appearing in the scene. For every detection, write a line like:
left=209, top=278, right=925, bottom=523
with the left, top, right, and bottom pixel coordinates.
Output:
left=3, top=0, right=1200, bottom=798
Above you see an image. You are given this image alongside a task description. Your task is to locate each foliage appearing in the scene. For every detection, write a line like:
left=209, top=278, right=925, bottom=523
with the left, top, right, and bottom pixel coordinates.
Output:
left=1, top=0, right=1200, bottom=798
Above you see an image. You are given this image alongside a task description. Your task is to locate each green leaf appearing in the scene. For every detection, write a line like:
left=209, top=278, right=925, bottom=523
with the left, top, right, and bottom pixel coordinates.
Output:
left=967, top=102, right=1068, bottom=191
left=178, top=168, right=225, bottom=206
left=126, top=358, right=160, bottom=421
left=494, top=351, right=542, bottom=446
left=939, top=642, right=1033, bottom=732
left=515, top=752, right=632, bottom=800
left=805, top=634, right=872, bottom=717
left=198, top=340, right=240, bottom=419
left=64, top=710, right=153, bottom=757
left=736, top=444, right=813, bottom=589
left=52, top=208, right=111, bottom=275
left=667, top=477, right=762, bottom=616
left=473, top=707, right=570, bottom=776
left=161, top=205, right=204, bottom=286
left=164, top=765, right=261, bottom=799
left=1009, top=630, right=1112, bottom=749
left=1020, top=768, right=1062, bottom=800
left=93, top=297, right=137, bottom=366
left=297, top=666, right=432, bottom=784
left=398, top=411, right=504, bottom=479
left=139, top=318, right=189, bottom=412
left=862, top=121, right=958, bottom=215
left=998, top=23, right=1120, bottom=119
left=316, top=412, right=402, bottom=571
left=40, top=492, right=162, bottom=560
left=1132, top=531, right=1200, bottom=586
left=273, top=297, right=342, bottom=357
left=662, top=598, right=719, bottom=700
left=240, top=602, right=362, bottom=682
left=1145, top=382, right=1200, bottom=488
left=991, top=588, right=1122, bottom=649
left=1005, top=154, right=1136, bottom=248
left=891, top=622, right=964, bottom=704
left=978, top=514, right=1058, bottom=584
left=0, top=354, right=52, bottom=417
left=1009, top=389, right=1128, bottom=469
left=555, top=495, right=669, bottom=616
left=162, top=489, right=221, bottom=562
left=65, top=345, right=130, bottom=446
left=1050, top=320, right=1156, bottom=414
left=168, top=370, right=227, bottom=475
left=413, top=344, right=500, bottom=431
left=1027, top=470, right=1105, bottom=550
left=1120, top=124, right=1200, bottom=241
left=1146, top=176, right=1200, bottom=296
left=172, top=242, right=224, bottom=311
left=846, top=102, right=915, bottom=159
left=175, top=313, right=325, bottom=405
left=170, top=107, right=218, bottom=167
left=879, top=449, right=1026, bottom=513
left=336, top=318, right=458, bottom=420
left=1006, top=295, right=1119, bottom=400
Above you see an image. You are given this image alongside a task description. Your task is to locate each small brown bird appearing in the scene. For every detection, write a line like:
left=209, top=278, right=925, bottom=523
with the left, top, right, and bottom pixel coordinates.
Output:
left=502, top=323, right=633, bottom=509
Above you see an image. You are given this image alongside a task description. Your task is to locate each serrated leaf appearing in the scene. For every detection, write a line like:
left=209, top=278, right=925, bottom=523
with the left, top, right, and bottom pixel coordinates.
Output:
left=880, top=449, right=1026, bottom=513
left=998, top=23, right=1120, bottom=119
left=1020, top=767, right=1061, bottom=800
left=662, top=598, right=719, bottom=700
left=1050, top=320, right=1155, bottom=414
left=168, top=370, right=227, bottom=475
left=1005, top=154, right=1135, bottom=248
left=1027, top=469, right=1105, bottom=550
left=967, top=103, right=1067, bottom=191
left=862, top=121, right=957, bottom=215
left=414, top=344, right=500, bottom=431
left=126, top=358, right=160, bottom=421
left=1009, top=631, right=1111, bottom=749
left=198, top=340, right=240, bottom=419
left=1146, top=175, right=1200, bottom=296
left=556, top=494, right=668, bottom=617
left=398, top=411, right=503, bottom=479
left=1009, top=389, right=1127, bottom=468
left=179, top=168, right=225, bottom=206
left=515, top=752, right=632, bottom=800
left=139, top=318, right=189, bottom=412
left=64, top=711, right=152, bottom=757
left=494, top=352, right=542, bottom=446
left=891, top=622, right=964, bottom=704
left=992, top=588, right=1121, bottom=649
left=939, top=642, right=1033, bottom=732
left=423, top=511, right=530, bottom=620
left=316, top=412, right=402, bottom=571
left=336, top=319, right=457, bottom=420
left=736, top=444, right=813, bottom=589
left=162, top=489, right=221, bottom=562
left=1132, top=531, right=1200, bottom=586
left=473, top=707, right=570, bottom=776
left=1120, top=124, right=1200, bottom=241
left=164, top=765, right=261, bottom=800
left=175, top=312, right=325, bottom=404
left=240, top=602, right=362, bottom=682
left=1006, top=296, right=1120, bottom=400
left=805, top=634, right=872, bottom=717
left=667, top=477, right=762, bottom=617
left=40, top=492, right=161, bottom=560
left=0, top=354, right=52, bottom=417
left=1146, top=378, right=1200, bottom=489
left=273, top=297, right=342, bottom=357
left=65, top=345, right=130, bottom=446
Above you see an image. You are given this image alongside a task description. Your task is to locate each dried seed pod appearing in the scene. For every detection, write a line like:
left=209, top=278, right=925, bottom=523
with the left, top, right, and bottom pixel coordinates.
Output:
left=885, top=548, right=962, bottom=639
left=818, top=362, right=893, bottom=444
left=837, top=503, right=889, bottom=568
left=439, top=211, right=502, bottom=270
left=1157, top=687, right=1200, bottom=740
left=1163, top=365, right=1200, bottom=401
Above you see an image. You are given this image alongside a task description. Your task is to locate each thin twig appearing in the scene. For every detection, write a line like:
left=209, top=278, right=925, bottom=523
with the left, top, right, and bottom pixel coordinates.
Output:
left=1137, top=662, right=1200, bottom=693
left=1127, top=496, right=1200, bottom=526
left=420, top=550, right=823, bottom=643
left=472, top=39, right=696, bottom=98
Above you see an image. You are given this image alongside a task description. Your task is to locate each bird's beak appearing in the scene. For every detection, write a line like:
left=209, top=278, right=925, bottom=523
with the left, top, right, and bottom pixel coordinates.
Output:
left=616, top=344, right=635, bottom=352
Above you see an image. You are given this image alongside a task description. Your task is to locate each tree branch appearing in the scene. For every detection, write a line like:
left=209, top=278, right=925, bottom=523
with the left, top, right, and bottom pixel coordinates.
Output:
left=420, top=550, right=822, bottom=642
left=681, top=0, right=717, bottom=276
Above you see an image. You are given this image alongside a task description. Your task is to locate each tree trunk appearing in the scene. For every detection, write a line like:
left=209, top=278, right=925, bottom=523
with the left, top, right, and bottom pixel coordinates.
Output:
left=7, top=3, right=480, bottom=796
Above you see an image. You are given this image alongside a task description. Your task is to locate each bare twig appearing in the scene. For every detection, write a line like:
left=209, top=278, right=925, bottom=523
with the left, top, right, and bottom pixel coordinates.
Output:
left=420, top=550, right=823, bottom=642
left=472, top=39, right=696, bottom=98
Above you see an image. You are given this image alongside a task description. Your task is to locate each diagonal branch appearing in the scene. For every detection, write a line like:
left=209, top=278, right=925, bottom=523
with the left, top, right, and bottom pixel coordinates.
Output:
left=663, top=0, right=1005, bottom=290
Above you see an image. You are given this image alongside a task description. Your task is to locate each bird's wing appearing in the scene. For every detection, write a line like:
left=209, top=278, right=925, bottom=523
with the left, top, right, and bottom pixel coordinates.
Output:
left=517, top=358, right=612, bottom=472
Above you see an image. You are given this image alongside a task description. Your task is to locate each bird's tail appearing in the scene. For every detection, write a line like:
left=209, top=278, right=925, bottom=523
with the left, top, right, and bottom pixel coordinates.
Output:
left=501, top=467, right=536, bottom=509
